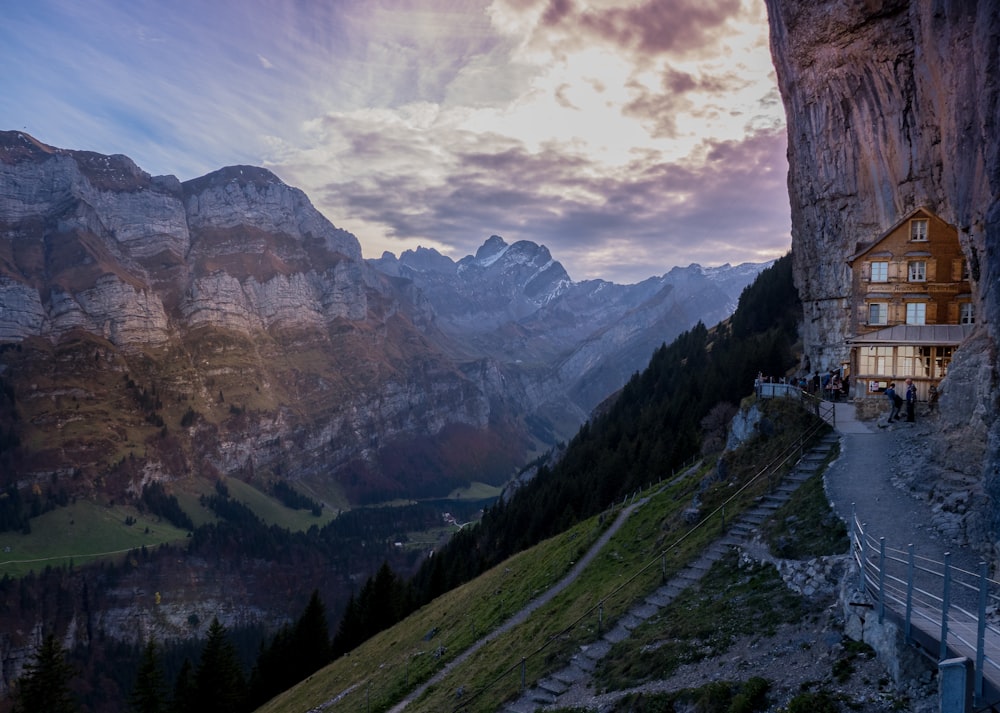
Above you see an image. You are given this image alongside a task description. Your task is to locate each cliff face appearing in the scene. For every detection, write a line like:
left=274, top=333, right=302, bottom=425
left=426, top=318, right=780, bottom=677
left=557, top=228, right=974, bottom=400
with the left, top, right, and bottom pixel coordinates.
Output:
left=765, top=1, right=1000, bottom=552
left=0, top=131, right=518, bottom=504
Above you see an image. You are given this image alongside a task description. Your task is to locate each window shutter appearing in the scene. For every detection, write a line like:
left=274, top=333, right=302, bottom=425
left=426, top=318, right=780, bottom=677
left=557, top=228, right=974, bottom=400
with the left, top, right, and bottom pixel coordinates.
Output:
left=926, top=259, right=937, bottom=281
left=952, top=259, right=963, bottom=281
left=926, top=301, right=938, bottom=323
left=888, top=261, right=900, bottom=280
left=947, top=302, right=958, bottom=323
left=862, top=262, right=870, bottom=281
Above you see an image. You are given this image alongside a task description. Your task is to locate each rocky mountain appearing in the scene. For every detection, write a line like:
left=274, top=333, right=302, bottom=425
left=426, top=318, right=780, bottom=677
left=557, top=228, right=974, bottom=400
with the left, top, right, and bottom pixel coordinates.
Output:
left=371, top=239, right=767, bottom=429
left=764, top=1, right=1000, bottom=555
left=0, top=130, right=767, bottom=506
left=0, top=130, right=521, bottom=506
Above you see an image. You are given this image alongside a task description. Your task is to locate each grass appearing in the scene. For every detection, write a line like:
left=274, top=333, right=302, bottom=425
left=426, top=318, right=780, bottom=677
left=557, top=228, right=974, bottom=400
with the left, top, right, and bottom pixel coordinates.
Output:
left=256, top=400, right=828, bottom=713
left=594, top=550, right=808, bottom=692
left=761, top=444, right=848, bottom=559
left=222, top=477, right=336, bottom=531
left=0, top=499, right=192, bottom=578
left=0, top=474, right=339, bottom=580
left=255, top=512, right=615, bottom=713
left=445, top=481, right=503, bottom=500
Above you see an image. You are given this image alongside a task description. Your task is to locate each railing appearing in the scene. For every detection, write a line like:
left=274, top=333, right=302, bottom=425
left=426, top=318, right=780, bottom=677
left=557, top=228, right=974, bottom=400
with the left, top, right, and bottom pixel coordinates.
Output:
left=759, top=382, right=836, bottom=429
left=850, top=507, right=1000, bottom=708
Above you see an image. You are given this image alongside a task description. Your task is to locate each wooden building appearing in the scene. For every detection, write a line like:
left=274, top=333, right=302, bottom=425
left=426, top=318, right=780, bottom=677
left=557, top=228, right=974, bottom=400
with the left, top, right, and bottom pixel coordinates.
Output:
left=846, top=207, right=973, bottom=401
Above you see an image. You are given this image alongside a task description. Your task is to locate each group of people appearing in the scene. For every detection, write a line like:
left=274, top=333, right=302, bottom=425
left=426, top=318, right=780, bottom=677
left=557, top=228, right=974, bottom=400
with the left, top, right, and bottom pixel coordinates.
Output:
left=885, top=378, right=917, bottom=423
left=806, top=369, right=849, bottom=401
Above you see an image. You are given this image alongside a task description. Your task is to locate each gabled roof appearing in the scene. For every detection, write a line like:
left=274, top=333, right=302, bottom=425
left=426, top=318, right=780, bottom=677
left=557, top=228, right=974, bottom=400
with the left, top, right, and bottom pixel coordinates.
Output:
left=848, top=206, right=953, bottom=264
left=847, top=324, right=973, bottom=346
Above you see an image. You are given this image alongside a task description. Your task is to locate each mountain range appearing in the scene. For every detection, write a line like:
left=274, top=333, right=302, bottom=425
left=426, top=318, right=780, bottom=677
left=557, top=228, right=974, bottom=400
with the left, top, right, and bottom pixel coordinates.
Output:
left=0, top=129, right=768, bottom=507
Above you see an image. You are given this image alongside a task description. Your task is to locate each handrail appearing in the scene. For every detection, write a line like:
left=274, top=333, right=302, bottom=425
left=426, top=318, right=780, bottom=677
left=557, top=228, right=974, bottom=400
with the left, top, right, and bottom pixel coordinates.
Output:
left=849, top=510, right=1000, bottom=707
left=449, top=404, right=831, bottom=711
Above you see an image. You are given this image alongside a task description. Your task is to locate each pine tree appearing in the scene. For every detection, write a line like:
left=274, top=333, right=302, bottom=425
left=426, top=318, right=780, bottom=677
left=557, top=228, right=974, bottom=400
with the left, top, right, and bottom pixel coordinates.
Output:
left=192, top=618, right=246, bottom=713
left=292, top=589, right=331, bottom=676
left=171, top=658, right=195, bottom=713
left=130, top=640, right=167, bottom=713
left=12, top=633, right=78, bottom=713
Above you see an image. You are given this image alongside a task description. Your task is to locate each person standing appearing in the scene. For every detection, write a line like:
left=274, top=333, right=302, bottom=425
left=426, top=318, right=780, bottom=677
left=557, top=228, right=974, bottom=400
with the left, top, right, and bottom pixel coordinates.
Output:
left=885, top=382, right=901, bottom=423
left=905, top=378, right=917, bottom=422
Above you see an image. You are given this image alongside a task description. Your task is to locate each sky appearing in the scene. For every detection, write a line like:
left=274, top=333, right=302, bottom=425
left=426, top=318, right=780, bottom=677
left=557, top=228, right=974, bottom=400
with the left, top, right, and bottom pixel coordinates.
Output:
left=0, top=0, right=791, bottom=285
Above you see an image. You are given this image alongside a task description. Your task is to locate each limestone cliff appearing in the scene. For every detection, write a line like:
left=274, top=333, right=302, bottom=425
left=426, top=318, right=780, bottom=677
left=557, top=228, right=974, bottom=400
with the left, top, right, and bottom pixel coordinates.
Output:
left=0, top=131, right=520, bottom=504
left=765, top=1, right=1000, bottom=555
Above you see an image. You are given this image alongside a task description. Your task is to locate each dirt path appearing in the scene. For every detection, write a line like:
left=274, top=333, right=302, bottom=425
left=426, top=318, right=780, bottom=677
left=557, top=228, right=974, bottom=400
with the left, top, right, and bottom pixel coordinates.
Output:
left=382, top=496, right=646, bottom=713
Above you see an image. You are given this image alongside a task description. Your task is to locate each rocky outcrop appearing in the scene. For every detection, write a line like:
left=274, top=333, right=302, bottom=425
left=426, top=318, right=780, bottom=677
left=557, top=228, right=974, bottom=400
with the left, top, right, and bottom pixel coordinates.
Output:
left=765, top=2, right=1000, bottom=558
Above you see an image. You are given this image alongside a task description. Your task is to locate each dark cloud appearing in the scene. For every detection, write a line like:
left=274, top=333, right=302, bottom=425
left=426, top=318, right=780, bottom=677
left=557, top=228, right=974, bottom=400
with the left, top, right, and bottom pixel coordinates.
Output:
left=307, top=114, right=789, bottom=283
left=529, top=0, right=743, bottom=58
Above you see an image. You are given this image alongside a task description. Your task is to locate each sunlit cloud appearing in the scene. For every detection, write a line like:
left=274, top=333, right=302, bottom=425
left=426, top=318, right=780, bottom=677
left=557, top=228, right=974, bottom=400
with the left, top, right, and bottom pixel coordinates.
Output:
left=0, top=0, right=789, bottom=284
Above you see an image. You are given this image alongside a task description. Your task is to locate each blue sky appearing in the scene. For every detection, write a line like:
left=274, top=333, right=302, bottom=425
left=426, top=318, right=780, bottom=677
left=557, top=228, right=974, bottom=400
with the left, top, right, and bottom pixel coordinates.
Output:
left=1, top=0, right=790, bottom=284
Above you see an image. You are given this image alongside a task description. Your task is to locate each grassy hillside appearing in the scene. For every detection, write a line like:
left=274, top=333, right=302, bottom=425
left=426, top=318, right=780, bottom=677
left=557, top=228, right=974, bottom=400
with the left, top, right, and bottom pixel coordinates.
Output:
left=0, top=499, right=191, bottom=578
left=257, top=397, right=826, bottom=713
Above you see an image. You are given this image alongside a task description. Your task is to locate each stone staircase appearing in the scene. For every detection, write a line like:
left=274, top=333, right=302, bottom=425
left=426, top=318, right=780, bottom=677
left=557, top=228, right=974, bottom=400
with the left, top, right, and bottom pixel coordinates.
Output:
left=500, top=431, right=839, bottom=713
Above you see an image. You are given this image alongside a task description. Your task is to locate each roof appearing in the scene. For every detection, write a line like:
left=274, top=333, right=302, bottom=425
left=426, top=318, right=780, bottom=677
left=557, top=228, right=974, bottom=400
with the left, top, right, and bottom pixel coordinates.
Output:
left=847, top=206, right=954, bottom=264
left=847, top=324, right=974, bottom=345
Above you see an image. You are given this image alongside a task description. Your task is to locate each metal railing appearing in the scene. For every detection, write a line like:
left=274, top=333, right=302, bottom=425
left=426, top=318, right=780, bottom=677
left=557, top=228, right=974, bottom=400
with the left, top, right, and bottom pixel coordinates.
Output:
left=759, top=382, right=836, bottom=429
left=850, top=508, right=1000, bottom=708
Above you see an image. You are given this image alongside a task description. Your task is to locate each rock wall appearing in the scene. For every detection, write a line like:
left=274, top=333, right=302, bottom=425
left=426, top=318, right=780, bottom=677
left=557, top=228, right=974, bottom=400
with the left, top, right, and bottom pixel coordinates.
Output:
left=765, top=1, right=1000, bottom=557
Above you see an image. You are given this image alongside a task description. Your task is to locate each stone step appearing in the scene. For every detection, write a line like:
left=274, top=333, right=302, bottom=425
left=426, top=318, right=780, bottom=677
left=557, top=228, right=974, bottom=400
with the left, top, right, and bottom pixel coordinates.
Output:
left=552, top=665, right=588, bottom=686
left=526, top=688, right=557, bottom=704
left=538, top=677, right=569, bottom=695
left=581, top=640, right=611, bottom=661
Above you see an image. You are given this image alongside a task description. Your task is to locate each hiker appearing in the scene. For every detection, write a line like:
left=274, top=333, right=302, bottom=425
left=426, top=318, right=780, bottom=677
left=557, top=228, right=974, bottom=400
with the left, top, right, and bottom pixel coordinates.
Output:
left=885, top=382, right=902, bottom=423
left=905, top=378, right=917, bottom=422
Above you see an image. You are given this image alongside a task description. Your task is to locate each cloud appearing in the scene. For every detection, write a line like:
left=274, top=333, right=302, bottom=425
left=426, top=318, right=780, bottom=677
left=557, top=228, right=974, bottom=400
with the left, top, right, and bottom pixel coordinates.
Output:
left=283, top=104, right=789, bottom=283
left=1, top=0, right=789, bottom=285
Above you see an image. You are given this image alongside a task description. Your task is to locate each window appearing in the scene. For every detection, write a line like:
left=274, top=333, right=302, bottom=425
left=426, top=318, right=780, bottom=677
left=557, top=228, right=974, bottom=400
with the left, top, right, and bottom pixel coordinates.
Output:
left=906, top=302, right=926, bottom=324
left=960, top=302, right=975, bottom=324
left=870, top=261, right=888, bottom=282
left=859, top=346, right=893, bottom=376
left=908, top=261, right=926, bottom=281
left=868, top=303, right=888, bottom=325
left=911, top=219, right=928, bottom=241
left=934, top=346, right=954, bottom=378
left=898, top=345, right=930, bottom=377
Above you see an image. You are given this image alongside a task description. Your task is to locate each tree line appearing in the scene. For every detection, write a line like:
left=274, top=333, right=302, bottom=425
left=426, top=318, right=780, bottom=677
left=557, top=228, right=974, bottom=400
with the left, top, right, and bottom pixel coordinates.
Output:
left=10, top=590, right=331, bottom=713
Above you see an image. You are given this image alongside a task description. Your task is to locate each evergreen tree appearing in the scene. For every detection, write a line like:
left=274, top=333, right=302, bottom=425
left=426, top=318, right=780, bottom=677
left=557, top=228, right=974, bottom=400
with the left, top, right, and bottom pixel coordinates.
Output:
left=130, top=640, right=167, bottom=713
left=292, top=589, right=332, bottom=675
left=248, top=590, right=332, bottom=708
left=171, top=658, right=195, bottom=713
left=192, top=618, right=246, bottom=713
left=12, top=633, right=78, bottom=713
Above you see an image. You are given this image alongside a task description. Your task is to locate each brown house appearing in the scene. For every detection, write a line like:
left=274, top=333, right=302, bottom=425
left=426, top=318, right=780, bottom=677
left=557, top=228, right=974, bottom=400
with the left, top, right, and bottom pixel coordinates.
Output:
left=846, top=207, right=973, bottom=401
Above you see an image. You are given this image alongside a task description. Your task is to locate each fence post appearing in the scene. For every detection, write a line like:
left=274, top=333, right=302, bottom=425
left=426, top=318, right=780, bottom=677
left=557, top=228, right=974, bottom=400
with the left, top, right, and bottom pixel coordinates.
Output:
left=940, top=552, right=952, bottom=661
left=976, top=561, right=987, bottom=707
left=858, top=523, right=867, bottom=593
left=878, top=537, right=886, bottom=623
left=905, top=544, right=914, bottom=643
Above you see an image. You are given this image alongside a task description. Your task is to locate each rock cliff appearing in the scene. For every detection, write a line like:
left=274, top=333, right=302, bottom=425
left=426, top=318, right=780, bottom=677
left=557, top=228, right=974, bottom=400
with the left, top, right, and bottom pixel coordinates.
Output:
left=0, top=130, right=519, bottom=504
left=765, top=1, right=1000, bottom=556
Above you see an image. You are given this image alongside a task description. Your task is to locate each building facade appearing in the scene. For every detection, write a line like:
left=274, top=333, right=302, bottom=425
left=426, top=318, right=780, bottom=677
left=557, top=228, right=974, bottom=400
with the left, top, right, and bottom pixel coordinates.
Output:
left=846, top=207, right=973, bottom=401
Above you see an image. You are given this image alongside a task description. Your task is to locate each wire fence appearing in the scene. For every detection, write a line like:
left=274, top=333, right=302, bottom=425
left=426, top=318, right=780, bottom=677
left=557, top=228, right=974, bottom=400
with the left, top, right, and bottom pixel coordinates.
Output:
left=850, top=510, right=1000, bottom=708
left=443, top=408, right=832, bottom=712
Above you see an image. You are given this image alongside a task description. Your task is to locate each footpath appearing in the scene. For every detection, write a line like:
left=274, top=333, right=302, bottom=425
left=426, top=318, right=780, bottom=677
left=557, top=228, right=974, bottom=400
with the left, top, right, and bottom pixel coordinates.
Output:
left=823, top=403, right=982, bottom=593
